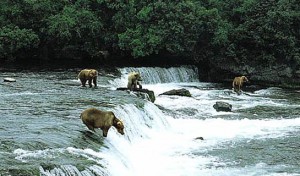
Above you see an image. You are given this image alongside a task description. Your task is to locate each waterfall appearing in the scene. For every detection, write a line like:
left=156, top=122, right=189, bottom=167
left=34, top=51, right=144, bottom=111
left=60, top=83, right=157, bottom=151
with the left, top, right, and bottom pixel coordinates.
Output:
left=123, top=66, right=199, bottom=84
left=35, top=66, right=201, bottom=176
left=40, top=164, right=110, bottom=176
left=109, top=65, right=199, bottom=88
left=113, top=102, right=171, bottom=141
left=39, top=102, right=171, bottom=176
left=96, top=66, right=202, bottom=176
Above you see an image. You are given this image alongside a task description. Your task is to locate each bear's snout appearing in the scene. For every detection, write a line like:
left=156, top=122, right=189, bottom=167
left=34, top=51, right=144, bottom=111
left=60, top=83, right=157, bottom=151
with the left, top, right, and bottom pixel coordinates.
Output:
left=119, top=130, right=125, bottom=135
left=116, top=127, right=125, bottom=135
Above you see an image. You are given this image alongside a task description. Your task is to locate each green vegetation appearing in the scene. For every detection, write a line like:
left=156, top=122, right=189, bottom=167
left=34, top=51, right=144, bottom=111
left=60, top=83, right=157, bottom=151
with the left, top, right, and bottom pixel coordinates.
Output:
left=0, top=0, right=299, bottom=66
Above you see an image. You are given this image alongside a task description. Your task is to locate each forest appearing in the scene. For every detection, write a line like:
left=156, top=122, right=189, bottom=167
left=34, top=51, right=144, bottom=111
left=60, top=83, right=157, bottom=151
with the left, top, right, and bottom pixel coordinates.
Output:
left=0, top=0, right=300, bottom=86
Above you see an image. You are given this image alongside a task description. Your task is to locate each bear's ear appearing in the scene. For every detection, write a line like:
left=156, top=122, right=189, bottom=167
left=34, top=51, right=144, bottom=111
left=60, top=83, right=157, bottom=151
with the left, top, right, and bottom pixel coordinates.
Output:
left=117, top=121, right=123, bottom=127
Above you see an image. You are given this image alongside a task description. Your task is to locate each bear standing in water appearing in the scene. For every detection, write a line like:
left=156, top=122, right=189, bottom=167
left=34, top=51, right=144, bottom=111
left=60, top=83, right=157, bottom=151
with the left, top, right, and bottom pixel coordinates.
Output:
left=80, top=108, right=125, bottom=137
left=232, top=76, right=249, bottom=94
left=127, top=72, right=142, bottom=90
left=78, top=69, right=98, bottom=88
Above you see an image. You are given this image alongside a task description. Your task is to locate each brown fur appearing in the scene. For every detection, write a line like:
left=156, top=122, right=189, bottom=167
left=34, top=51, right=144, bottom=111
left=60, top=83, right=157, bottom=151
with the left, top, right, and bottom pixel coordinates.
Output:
left=127, top=72, right=142, bottom=90
left=78, top=69, right=98, bottom=88
left=80, top=108, right=124, bottom=137
left=232, top=76, right=249, bottom=93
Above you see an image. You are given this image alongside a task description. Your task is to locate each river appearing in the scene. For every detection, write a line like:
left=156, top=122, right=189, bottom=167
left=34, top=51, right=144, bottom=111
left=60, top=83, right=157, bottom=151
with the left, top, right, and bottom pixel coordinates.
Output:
left=0, top=66, right=300, bottom=176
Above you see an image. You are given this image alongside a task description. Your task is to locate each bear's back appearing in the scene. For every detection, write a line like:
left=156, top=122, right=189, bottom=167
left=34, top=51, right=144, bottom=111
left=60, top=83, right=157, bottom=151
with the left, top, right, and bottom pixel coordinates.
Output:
left=81, top=108, right=114, bottom=128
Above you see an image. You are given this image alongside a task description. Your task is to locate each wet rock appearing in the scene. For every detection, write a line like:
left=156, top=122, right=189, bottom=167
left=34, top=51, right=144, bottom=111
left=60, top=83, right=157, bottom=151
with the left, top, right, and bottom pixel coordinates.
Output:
left=194, top=137, right=204, bottom=140
left=132, top=92, right=154, bottom=102
left=117, top=87, right=155, bottom=103
left=3, top=78, right=16, bottom=82
left=159, top=88, right=191, bottom=97
left=213, top=101, right=232, bottom=112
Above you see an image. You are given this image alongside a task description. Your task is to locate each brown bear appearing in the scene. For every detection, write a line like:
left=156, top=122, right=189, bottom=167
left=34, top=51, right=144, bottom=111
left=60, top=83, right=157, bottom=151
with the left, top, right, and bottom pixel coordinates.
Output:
left=78, top=69, right=98, bottom=88
left=127, top=72, right=142, bottom=90
left=232, top=76, right=249, bottom=94
left=80, top=108, right=125, bottom=137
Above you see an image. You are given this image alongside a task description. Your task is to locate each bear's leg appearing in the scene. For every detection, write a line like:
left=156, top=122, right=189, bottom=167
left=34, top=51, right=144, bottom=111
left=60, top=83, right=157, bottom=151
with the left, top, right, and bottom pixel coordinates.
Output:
left=128, top=83, right=134, bottom=90
left=127, top=82, right=131, bottom=90
left=133, top=81, right=137, bottom=89
left=233, top=85, right=238, bottom=93
left=88, top=79, right=93, bottom=88
left=137, top=81, right=142, bottom=89
left=102, top=128, right=109, bottom=137
left=80, top=79, right=87, bottom=87
left=93, top=78, right=97, bottom=87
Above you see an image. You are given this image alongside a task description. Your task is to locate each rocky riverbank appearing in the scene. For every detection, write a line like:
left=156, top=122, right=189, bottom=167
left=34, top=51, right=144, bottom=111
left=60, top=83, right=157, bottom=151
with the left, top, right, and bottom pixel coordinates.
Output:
left=2, top=56, right=300, bottom=89
left=198, top=59, right=300, bottom=89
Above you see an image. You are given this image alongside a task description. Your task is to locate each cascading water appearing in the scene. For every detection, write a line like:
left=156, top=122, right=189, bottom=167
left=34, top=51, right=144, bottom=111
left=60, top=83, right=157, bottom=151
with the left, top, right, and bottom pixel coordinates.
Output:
left=1, top=66, right=300, bottom=176
left=108, top=66, right=199, bottom=88
left=100, top=66, right=300, bottom=176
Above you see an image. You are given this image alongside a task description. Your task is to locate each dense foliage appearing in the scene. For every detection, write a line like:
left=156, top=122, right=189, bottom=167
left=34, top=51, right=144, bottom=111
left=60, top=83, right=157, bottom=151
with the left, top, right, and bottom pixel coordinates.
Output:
left=0, top=0, right=299, bottom=66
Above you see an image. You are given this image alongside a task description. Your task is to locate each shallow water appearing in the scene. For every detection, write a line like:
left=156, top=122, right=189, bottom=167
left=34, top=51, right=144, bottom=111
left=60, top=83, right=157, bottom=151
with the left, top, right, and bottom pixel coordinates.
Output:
left=0, top=66, right=300, bottom=176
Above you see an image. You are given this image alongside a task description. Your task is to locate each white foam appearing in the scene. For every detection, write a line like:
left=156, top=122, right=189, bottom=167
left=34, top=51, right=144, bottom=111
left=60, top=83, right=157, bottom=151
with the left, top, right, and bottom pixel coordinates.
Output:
left=87, top=67, right=300, bottom=176
left=14, top=148, right=64, bottom=162
left=95, top=99, right=300, bottom=176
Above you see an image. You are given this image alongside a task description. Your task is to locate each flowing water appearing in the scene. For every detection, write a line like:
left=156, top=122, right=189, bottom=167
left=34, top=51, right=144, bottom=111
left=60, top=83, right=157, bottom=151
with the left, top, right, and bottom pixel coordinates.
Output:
left=0, top=66, right=300, bottom=176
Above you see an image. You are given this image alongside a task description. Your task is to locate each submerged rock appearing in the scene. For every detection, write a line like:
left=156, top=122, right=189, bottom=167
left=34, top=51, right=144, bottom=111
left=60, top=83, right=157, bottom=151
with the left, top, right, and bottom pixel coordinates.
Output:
left=213, top=101, right=232, bottom=112
left=3, top=78, right=16, bottom=82
left=117, top=87, right=155, bottom=103
left=159, top=88, right=191, bottom=97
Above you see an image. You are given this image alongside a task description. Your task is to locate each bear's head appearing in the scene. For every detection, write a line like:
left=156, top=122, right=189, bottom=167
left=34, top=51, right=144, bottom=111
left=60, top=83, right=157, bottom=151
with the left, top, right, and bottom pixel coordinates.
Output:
left=89, top=70, right=98, bottom=78
left=241, top=76, right=249, bottom=83
left=113, top=116, right=125, bottom=135
left=133, top=72, right=142, bottom=81
left=116, top=121, right=125, bottom=135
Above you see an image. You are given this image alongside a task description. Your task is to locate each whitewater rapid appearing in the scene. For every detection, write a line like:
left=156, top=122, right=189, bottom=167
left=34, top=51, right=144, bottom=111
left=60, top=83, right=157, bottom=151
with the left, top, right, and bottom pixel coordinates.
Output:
left=94, top=67, right=300, bottom=176
left=5, top=66, right=299, bottom=176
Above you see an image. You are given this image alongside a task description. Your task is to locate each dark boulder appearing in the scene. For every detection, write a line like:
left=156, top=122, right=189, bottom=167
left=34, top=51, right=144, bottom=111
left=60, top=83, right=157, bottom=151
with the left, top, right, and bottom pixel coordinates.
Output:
left=194, top=137, right=204, bottom=140
left=159, top=88, right=192, bottom=97
left=117, top=88, right=155, bottom=103
left=213, top=101, right=232, bottom=112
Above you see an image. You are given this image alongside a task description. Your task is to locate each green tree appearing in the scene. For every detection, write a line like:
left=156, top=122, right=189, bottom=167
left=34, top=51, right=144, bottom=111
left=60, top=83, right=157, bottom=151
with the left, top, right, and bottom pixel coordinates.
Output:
left=0, top=0, right=299, bottom=67
left=231, top=0, right=299, bottom=65
left=0, top=0, right=67, bottom=59
left=116, top=1, right=221, bottom=58
left=0, top=25, right=39, bottom=59
left=46, top=5, right=104, bottom=56
left=199, top=0, right=299, bottom=68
